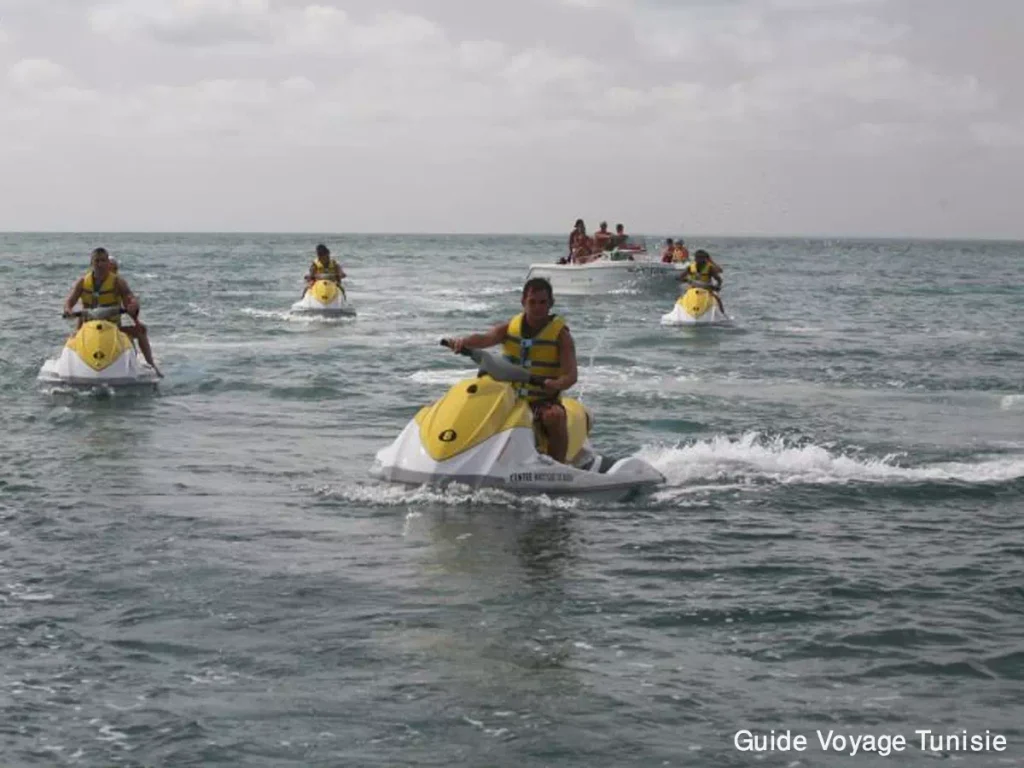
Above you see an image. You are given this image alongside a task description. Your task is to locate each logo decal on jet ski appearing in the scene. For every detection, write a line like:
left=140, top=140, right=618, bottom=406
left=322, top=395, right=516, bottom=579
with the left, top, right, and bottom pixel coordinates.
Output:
left=438, top=429, right=457, bottom=442
left=509, top=471, right=574, bottom=484
left=92, top=351, right=106, bottom=360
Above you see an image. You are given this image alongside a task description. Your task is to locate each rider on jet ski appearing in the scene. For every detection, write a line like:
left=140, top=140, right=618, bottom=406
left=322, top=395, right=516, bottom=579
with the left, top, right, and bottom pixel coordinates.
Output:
left=62, top=247, right=163, bottom=378
left=304, top=244, right=346, bottom=293
left=683, top=249, right=726, bottom=314
left=446, top=277, right=578, bottom=464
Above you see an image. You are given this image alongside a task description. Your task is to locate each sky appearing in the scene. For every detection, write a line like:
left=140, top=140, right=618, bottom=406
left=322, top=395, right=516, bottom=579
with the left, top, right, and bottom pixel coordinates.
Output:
left=0, top=0, right=1021, bottom=237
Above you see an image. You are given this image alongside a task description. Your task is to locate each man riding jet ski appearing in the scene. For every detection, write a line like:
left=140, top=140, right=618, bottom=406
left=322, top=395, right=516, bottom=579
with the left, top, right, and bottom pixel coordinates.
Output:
left=661, top=249, right=730, bottom=325
left=38, top=247, right=163, bottom=388
left=291, top=243, right=355, bottom=317
left=370, top=277, right=665, bottom=500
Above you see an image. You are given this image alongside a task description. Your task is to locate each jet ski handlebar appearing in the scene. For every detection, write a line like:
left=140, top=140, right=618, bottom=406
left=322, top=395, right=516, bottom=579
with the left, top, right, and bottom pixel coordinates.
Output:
left=439, top=337, right=468, bottom=355
left=63, top=307, right=128, bottom=319
left=439, top=338, right=552, bottom=387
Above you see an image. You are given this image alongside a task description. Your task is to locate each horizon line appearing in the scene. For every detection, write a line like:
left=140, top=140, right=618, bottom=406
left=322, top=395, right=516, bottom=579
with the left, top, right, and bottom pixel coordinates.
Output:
left=1, top=230, right=1022, bottom=243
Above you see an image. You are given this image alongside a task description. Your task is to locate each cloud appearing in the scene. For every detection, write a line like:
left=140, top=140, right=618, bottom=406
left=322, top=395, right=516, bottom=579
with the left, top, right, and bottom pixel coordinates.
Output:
left=0, top=0, right=1021, bottom=236
left=769, top=0, right=887, bottom=8
left=8, top=58, right=71, bottom=88
left=88, top=0, right=446, bottom=56
left=89, top=0, right=276, bottom=45
left=637, top=3, right=908, bottom=66
left=971, top=120, right=1024, bottom=148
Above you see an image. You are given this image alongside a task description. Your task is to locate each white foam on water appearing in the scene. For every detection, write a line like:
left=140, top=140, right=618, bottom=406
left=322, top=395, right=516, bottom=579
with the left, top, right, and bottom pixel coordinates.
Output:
left=187, top=302, right=217, bottom=317
left=240, top=306, right=356, bottom=324
left=1000, top=394, right=1024, bottom=411
left=5, top=582, right=56, bottom=602
left=424, top=299, right=494, bottom=315
left=638, top=432, right=1024, bottom=487
left=433, top=286, right=516, bottom=298
left=322, top=481, right=580, bottom=511
left=408, top=368, right=477, bottom=385
left=405, top=363, right=698, bottom=392
left=240, top=307, right=290, bottom=321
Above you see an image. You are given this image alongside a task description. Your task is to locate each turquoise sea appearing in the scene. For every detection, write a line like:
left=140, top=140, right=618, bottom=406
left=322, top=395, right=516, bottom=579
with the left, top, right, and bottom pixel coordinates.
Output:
left=1, top=233, right=1022, bottom=767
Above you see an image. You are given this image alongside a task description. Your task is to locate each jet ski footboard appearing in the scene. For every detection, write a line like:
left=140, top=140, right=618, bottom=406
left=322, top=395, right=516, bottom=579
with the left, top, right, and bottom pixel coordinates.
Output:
left=577, top=453, right=619, bottom=474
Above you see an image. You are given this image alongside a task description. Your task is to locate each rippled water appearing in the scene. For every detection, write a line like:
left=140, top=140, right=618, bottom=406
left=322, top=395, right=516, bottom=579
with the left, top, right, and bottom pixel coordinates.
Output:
left=1, top=233, right=1022, bottom=766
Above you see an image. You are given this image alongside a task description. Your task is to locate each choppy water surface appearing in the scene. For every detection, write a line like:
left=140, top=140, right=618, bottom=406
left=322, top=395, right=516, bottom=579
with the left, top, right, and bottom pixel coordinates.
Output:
left=1, top=233, right=1022, bottom=766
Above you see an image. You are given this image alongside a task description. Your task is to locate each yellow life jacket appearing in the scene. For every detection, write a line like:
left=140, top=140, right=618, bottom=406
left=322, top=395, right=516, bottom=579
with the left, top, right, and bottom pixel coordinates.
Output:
left=501, top=313, right=565, bottom=402
left=310, top=258, right=341, bottom=281
left=689, top=261, right=714, bottom=281
left=81, top=270, right=120, bottom=310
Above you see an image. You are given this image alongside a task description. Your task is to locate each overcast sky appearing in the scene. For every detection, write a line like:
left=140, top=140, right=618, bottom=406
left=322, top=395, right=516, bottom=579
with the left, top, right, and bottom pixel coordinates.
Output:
left=1, top=0, right=1021, bottom=237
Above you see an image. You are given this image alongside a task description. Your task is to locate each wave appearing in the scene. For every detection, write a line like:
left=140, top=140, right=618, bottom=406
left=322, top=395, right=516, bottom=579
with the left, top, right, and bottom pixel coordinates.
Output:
left=406, top=364, right=699, bottom=391
left=408, top=368, right=477, bottom=385
left=239, top=307, right=354, bottom=323
left=1001, top=394, right=1024, bottom=411
left=318, top=481, right=580, bottom=511
left=639, top=432, right=1024, bottom=488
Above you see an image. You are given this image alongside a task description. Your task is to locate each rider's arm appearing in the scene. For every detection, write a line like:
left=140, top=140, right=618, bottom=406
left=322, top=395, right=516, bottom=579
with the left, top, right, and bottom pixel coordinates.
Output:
left=457, top=321, right=509, bottom=350
left=63, top=278, right=84, bottom=315
left=711, top=265, right=723, bottom=290
left=116, top=277, right=140, bottom=316
left=549, top=328, right=578, bottom=392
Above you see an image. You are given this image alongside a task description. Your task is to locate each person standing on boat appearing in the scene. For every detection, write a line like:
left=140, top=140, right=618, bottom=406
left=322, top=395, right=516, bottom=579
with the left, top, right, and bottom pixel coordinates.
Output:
left=661, top=238, right=675, bottom=263
left=563, top=219, right=587, bottom=264
left=445, top=277, right=578, bottom=464
left=569, top=222, right=596, bottom=264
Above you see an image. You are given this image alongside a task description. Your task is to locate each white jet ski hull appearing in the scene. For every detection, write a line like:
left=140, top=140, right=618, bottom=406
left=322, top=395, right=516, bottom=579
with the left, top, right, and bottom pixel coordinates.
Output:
left=660, top=303, right=730, bottom=326
left=290, top=290, right=356, bottom=317
left=38, top=345, right=159, bottom=389
left=371, top=420, right=665, bottom=502
left=661, top=286, right=731, bottom=326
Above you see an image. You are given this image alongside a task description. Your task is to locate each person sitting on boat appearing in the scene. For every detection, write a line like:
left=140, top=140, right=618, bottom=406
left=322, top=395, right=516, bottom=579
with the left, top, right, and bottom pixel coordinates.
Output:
left=563, top=219, right=587, bottom=264
left=606, top=224, right=635, bottom=261
left=683, top=249, right=726, bottom=313
left=445, top=277, right=578, bottom=464
left=672, top=239, right=690, bottom=263
left=304, top=244, right=346, bottom=295
left=63, top=247, right=163, bottom=377
left=593, top=221, right=613, bottom=252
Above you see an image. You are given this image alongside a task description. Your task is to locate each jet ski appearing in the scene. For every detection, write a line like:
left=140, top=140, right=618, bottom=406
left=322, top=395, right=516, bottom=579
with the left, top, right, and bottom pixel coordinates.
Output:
left=290, top=279, right=356, bottom=317
left=661, top=282, right=731, bottom=326
left=37, top=307, right=160, bottom=389
left=370, top=341, right=666, bottom=501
